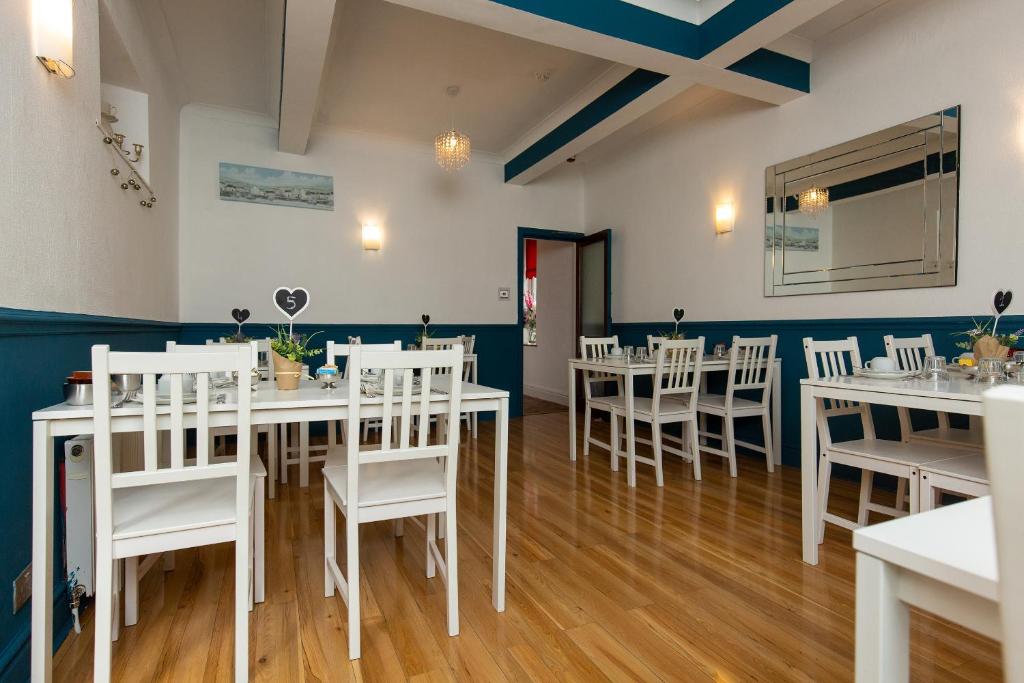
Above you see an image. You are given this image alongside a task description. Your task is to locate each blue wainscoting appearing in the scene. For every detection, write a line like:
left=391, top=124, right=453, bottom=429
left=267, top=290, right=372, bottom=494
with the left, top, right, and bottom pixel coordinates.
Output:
left=0, top=308, right=181, bottom=681
left=613, top=314, right=1024, bottom=467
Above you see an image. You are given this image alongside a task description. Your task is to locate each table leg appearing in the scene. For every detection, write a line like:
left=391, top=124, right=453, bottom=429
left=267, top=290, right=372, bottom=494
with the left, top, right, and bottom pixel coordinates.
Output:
left=472, top=360, right=479, bottom=438
left=801, top=384, right=819, bottom=565
left=299, top=421, right=310, bottom=487
left=32, top=420, right=54, bottom=683
left=492, top=397, right=508, bottom=612
left=856, top=553, right=909, bottom=682
left=625, top=372, right=637, bottom=487
left=568, top=364, right=577, bottom=461
left=267, top=424, right=277, bottom=499
left=772, top=361, right=782, bottom=466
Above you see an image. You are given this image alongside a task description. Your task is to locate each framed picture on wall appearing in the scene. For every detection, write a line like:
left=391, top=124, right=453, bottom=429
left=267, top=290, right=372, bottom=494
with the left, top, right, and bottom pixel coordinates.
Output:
left=218, top=162, right=334, bottom=211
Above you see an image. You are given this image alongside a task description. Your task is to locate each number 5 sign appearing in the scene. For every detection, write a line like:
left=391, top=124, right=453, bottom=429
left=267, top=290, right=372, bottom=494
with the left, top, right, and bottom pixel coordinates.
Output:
left=273, top=286, right=311, bottom=335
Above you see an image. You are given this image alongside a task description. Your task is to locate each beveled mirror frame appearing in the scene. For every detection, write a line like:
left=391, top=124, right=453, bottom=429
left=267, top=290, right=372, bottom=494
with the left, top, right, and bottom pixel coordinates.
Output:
left=764, top=106, right=960, bottom=297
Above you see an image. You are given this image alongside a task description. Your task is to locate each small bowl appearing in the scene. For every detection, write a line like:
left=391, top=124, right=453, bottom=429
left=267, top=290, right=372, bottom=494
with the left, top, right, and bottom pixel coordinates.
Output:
left=111, top=373, right=142, bottom=393
left=63, top=383, right=93, bottom=406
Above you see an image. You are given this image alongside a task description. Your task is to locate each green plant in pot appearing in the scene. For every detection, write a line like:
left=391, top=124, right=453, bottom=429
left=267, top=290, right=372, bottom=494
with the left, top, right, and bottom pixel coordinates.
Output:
left=270, top=326, right=322, bottom=390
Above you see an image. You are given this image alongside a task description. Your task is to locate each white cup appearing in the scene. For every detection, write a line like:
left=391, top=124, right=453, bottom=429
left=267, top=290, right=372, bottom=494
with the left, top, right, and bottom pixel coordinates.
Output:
left=608, top=346, right=623, bottom=357
left=157, top=374, right=196, bottom=395
left=866, top=357, right=897, bottom=372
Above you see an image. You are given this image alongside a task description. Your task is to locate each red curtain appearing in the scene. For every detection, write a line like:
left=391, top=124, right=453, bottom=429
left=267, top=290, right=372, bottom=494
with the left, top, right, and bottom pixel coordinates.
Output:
left=524, top=239, right=538, bottom=279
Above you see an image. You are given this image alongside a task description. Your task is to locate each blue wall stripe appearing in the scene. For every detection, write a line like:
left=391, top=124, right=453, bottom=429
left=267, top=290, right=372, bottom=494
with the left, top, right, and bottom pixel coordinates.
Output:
left=726, top=48, right=810, bottom=93
left=505, top=69, right=668, bottom=182
left=700, top=0, right=792, bottom=55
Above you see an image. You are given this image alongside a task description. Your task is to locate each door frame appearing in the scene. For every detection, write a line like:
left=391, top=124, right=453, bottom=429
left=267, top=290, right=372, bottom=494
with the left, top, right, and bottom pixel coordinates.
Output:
left=516, top=226, right=612, bottom=414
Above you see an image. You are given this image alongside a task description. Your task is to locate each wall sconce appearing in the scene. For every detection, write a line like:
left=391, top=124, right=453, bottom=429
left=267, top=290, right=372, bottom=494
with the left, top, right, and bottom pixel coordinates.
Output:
left=32, top=0, right=75, bottom=78
left=715, top=202, right=735, bottom=234
left=362, top=224, right=382, bottom=251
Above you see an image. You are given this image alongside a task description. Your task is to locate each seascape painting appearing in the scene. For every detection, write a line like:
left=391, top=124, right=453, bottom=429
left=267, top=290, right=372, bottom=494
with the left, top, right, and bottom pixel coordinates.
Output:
left=219, top=162, right=334, bottom=210
left=765, top=225, right=820, bottom=251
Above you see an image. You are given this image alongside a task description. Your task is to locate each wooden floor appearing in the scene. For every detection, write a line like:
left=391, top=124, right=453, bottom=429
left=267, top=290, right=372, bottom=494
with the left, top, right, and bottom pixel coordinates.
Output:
left=522, top=395, right=567, bottom=416
left=53, top=411, right=1002, bottom=681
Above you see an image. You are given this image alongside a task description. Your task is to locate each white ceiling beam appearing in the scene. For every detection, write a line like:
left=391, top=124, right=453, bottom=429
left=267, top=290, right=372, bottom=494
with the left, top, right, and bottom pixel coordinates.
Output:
left=277, top=0, right=337, bottom=154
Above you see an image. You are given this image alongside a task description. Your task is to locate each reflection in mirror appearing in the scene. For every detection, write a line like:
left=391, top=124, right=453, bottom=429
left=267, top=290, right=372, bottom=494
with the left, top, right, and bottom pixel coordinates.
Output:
left=764, top=107, right=959, bottom=296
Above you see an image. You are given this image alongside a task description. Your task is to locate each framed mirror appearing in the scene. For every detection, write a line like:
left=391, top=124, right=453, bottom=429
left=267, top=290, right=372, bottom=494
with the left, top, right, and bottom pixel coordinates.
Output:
left=764, top=107, right=960, bottom=296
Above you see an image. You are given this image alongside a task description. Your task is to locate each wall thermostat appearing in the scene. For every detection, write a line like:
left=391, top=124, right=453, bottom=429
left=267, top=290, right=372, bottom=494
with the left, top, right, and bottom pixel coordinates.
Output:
left=498, top=287, right=511, bottom=300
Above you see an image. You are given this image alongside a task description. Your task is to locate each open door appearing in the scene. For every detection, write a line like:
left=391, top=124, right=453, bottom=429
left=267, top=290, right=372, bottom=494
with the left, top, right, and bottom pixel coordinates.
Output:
left=575, top=230, right=611, bottom=410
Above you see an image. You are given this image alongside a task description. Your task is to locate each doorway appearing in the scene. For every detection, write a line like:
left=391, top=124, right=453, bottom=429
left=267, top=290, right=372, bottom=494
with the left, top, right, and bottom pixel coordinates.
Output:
left=516, top=227, right=612, bottom=416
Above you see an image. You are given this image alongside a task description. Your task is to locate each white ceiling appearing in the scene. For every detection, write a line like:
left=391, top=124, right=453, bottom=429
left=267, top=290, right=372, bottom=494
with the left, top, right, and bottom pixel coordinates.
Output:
left=98, top=3, right=142, bottom=91
left=317, top=0, right=613, bottom=154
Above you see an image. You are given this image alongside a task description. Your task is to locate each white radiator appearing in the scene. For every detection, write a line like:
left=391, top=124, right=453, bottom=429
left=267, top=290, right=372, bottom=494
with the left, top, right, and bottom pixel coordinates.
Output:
left=64, top=432, right=146, bottom=596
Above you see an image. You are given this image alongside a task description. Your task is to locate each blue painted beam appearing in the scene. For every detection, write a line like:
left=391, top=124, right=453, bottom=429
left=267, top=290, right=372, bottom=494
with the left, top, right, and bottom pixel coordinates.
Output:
left=727, top=48, right=809, bottom=93
left=504, top=68, right=669, bottom=182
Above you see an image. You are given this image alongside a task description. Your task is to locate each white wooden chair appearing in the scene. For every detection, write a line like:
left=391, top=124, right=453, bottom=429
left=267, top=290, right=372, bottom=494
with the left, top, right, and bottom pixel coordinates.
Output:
left=579, top=335, right=623, bottom=457
left=325, top=340, right=402, bottom=452
left=697, top=335, right=778, bottom=477
left=91, top=345, right=252, bottom=681
left=421, top=337, right=470, bottom=436
left=323, top=345, right=464, bottom=659
left=919, top=454, right=989, bottom=511
left=803, top=336, right=977, bottom=544
left=884, top=333, right=983, bottom=449
left=603, top=338, right=705, bottom=484
left=461, top=335, right=477, bottom=435
left=982, top=385, right=1024, bottom=681
left=646, top=335, right=666, bottom=354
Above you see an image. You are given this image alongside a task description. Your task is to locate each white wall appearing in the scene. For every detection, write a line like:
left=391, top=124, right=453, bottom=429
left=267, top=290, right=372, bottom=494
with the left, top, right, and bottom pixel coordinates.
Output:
left=101, top=82, right=150, bottom=183
left=0, top=0, right=180, bottom=320
left=178, top=105, right=584, bottom=324
left=584, top=0, right=1024, bottom=323
left=524, top=240, right=576, bottom=404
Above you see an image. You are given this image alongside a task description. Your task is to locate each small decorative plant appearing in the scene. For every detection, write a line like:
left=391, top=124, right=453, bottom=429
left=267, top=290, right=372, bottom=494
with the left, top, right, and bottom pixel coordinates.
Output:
left=953, top=318, right=1022, bottom=360
left=269, top=326, right=322, bottom=389
left=224, top=331, right=251, bottom=343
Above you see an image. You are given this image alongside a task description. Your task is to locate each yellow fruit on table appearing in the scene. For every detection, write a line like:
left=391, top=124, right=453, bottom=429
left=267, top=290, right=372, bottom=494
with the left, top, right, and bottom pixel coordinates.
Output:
left=958, top=357, right=975, bottom=367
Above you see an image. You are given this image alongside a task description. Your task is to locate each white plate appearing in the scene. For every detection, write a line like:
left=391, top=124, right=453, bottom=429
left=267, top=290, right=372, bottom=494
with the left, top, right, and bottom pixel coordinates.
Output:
left=853, top=368, right=920, bottom=380
left=155, top=393, right=198, bottom=405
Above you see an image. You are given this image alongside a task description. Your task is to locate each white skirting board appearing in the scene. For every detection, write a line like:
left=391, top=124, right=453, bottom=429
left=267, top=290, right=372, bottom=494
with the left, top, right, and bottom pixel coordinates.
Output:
left=523, top=384, right=569, bottom=406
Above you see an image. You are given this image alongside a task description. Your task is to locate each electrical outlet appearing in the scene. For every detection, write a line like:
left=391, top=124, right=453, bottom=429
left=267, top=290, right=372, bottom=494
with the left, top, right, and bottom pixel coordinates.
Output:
left=498, top=287, right=511, bottom=300
left=13, top=564, right=31, bottom=614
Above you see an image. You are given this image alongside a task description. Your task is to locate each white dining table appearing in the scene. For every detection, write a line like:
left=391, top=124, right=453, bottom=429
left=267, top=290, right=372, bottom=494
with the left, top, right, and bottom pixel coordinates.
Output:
left=800, top=371, right=990, bottom=565
left=853, top=496, right=999, bottom=681
left=568, top=356, right=783, bottom=486
left=30, top=376, right=508, bottom=682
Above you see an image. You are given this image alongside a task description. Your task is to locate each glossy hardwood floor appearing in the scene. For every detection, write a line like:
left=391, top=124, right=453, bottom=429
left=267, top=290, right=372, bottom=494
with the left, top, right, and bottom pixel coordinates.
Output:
left=53, top=411, right=1001, bottom=681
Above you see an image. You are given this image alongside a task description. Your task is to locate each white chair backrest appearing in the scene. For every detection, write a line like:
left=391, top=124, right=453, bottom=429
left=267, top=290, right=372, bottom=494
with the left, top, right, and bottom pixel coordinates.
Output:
left=325, top=340, right=402, bottom=378
left=90, top=345, right=253, bottom=539
left=579, top=335, right=620, bottom=398
left=422, top=337, right=464, bottom=375
left=461, top=335, right=476, bottom=354
left=652, top=338, right=704, bottom=414
left=725, top=335, right=778, bottom=407
left=344, top=346, right=464, bottom=499
left=170, top=340, right=258, bottom=371
left=647, top=335, right=667, bottom=354
left=982, top=385, right=1024, bottom=682
left=802, top=336, right=875, bottom=447
left=884, top=333, right=936, bottom=373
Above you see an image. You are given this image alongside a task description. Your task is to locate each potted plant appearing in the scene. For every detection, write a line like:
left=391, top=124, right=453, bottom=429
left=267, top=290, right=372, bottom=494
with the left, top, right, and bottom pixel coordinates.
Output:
left=270, top=326, right=322, bottom=390
left=953, top=318, right=1022, bottom=362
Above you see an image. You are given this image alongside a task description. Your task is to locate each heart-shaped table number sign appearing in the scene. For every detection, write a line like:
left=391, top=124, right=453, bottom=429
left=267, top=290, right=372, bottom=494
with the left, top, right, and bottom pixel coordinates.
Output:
left=672, top=308, right=685, bottom=323
left=231, top=308, right=251, bottom=324
left=992, top=289, right=1013, bottom=336
left=421, top=314, right=431, bottom=326
left=273, top=287, right=310, bottom=335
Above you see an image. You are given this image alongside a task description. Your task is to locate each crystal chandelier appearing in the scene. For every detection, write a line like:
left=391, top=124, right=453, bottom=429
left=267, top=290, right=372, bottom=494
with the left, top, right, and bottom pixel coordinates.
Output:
left=798, top=186, right=830, bottom=215
left=435, top=86, right=471, bottom=172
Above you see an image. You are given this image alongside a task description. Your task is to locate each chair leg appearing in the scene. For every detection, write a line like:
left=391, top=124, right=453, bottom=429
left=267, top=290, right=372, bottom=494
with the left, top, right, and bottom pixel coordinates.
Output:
left=688, top=421, right=702, bottom=481
left=438, top=512, right=446, bottom=540
left=908, top=470, right=921, bottom=514
left=93, top=554, right=114, bottom=681
left=346, top=517, right=361, bottom=660
left=255, top=476, right=265, bottom=604
left=112, top=558, right=121, bottom=643
left=324, top=486, right=335, bottom=598
left=610, top=412, right=619, bottom=472
left=163, top=551, right=175, bottom=571
left=234, top=512, right=249, bottom=681
left=426, top=514, right=436, bottom=578
left=268, top=427, right=277, bottom=499
left=280, top=424, right=289, bottom=484
left=445, top=506, right=459, bottom=636
left=895, top=478, right=907, bottom=511
left=652, top=423, right=664, bottom=487
left=919, top=473, right=936, bottom=512
left=699, top=410, right=708, bottom=446
left=761, top=412, right=775, bottom=473
left=583, top=406, right=592, bottom=456
left=857, top=470, right=874, bottom=526
left=362, top=418, right=370, bottom=441
left=723, top=416, right=738, bottom=478
left=124, top=556, right=139, bottom=627
left=816, top=454, right=832, bottom=545
left=394, top=519, right=404, bottom=537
